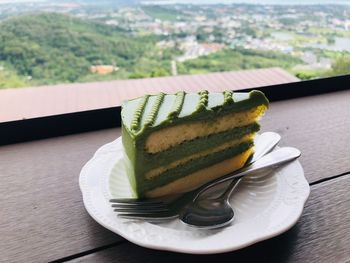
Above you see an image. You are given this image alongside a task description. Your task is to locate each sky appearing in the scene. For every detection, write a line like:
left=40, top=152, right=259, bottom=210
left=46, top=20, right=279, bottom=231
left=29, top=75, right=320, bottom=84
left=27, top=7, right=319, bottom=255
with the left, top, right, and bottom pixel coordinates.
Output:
left=0, top=0, right=45, bottom=3
left=0, top=0, right=349, bottom=4
left=142, top=0, right=350, bottom=3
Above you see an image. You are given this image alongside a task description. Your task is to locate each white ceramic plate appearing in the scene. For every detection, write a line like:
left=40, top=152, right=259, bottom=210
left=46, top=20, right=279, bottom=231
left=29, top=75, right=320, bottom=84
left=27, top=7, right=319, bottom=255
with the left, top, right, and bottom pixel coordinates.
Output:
left=79, top=137, right=310, bottom=254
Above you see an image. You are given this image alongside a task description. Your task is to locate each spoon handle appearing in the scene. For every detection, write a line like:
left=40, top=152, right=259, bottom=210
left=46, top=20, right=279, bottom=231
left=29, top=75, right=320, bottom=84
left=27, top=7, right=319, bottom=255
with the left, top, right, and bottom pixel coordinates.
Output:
left=250, top=132, right=281, bottom=163
left=216, top=132, right=281, bottom=200
left=220, top=177, right=242, bottom=200
left=195, top=147, right=301, bottom=198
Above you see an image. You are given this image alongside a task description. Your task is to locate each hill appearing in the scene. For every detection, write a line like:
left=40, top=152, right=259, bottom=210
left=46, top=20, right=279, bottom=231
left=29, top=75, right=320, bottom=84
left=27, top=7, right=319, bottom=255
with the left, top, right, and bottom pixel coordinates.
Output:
left=0, top=13, right=163, bottom=86
left=141, top=6, right=182, bottom=21
left=178, top=48, right=303, bottom=75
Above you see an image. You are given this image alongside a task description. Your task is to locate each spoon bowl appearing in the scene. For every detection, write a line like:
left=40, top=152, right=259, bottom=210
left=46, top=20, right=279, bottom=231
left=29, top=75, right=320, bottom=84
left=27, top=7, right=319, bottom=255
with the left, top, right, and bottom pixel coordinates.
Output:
left=180, top=175, right=242, bottom=229
left=180, top=197, right=235, bottom=229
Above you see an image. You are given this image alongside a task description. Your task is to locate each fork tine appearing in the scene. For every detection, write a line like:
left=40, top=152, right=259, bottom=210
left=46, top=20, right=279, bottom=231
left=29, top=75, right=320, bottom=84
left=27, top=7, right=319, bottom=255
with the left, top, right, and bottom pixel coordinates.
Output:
left=114, top=207, right=170, bottom=213
left=111, top=203, right=167, bottom=208
left=117, top=212, right=177, bottom=220
left=109, top=198, right=164, bottom=205
left=111, top=204, right=168, bottom=210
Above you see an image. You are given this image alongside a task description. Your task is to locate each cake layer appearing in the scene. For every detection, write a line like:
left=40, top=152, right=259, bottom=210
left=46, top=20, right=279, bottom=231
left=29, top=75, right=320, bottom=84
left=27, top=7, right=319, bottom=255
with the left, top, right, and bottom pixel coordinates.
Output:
left=145, top=105, right=266, bottom=153
left=145, top=148, right=253, bottom=198
left=125, top=122, right=260, bottom=173
left=137, top=140, right=254, bottom=195
left=145, top=134, right=253, bottom=179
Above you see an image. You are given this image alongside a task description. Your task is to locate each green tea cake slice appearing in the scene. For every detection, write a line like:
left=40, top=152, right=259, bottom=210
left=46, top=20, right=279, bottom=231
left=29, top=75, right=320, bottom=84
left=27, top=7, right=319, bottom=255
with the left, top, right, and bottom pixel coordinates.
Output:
left=121, top=90, right=269, bottom=198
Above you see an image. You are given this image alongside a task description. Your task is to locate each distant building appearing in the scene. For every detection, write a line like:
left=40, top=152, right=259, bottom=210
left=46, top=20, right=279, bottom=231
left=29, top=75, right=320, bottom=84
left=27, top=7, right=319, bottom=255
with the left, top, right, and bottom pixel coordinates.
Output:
left=345, top=20, right=350, bottom=30
left=195, top=16, right=206, bottom=22
left=177, top=42, right=225, bottom=62
left=156, top=40, right=175, bottom=49
left=200, top=43, right=225, bottom=53
left=105, top=20, right=119, bottom=26
left=90, top=65, right=119, bottom=75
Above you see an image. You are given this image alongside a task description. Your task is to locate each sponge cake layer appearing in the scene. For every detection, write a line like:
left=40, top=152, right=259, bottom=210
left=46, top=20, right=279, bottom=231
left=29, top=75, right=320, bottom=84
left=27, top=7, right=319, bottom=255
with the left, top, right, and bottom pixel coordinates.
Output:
left=145, top=134, right=253, bottom=179
left=146, top=148, right=253, bottom=198
left=145, top=105, right=266, bottom=153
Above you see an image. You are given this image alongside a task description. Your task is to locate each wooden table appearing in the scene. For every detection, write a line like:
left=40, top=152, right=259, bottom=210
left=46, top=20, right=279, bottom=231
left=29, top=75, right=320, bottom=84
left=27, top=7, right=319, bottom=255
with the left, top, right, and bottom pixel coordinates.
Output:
left=1, top=89, right=350, bottom=263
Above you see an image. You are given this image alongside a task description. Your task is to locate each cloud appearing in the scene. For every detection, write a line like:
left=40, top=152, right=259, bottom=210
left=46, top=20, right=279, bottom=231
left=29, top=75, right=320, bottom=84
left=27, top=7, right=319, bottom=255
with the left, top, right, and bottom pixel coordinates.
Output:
left=0, top=0, right=46, bottom=3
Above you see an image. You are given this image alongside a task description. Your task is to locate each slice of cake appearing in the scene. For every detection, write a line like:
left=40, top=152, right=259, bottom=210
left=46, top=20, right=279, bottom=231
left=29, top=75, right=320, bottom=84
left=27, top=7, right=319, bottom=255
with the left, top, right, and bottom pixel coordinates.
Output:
left=121, top=90, right=268, bottom=198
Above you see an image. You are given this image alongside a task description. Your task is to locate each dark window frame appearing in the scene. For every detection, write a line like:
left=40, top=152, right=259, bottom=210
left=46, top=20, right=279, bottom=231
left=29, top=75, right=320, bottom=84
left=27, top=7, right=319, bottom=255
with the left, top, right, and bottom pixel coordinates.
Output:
left=1, top=74, right=350, bottom=146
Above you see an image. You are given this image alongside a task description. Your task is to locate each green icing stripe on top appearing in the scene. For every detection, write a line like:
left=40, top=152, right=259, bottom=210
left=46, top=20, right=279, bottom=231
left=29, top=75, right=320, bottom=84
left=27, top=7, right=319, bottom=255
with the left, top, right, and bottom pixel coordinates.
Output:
left=167, top=91, right=185, bottom=119
left=196, top=90, right=209, bottom=111
left=144, top=93, right=165, bottom=127
left=131, top=95, right=150, bottom=131
left=224, top=91, right=234, bottom=105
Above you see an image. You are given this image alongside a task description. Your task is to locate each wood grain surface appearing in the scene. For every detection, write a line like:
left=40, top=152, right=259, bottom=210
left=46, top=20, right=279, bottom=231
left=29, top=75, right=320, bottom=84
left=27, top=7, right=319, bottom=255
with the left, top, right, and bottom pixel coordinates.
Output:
left=1, top=90, right=350, bottom=262
left=261, top=89, right=350, bottom=183
left=69, top=174, right=350, bottom=263
left=0, top=129, right=122, bottom=263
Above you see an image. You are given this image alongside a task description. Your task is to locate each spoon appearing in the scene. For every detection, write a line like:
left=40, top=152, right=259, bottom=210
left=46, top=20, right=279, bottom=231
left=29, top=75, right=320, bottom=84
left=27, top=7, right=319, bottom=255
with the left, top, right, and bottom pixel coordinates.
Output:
left=179, top=146, right=301, bottom=229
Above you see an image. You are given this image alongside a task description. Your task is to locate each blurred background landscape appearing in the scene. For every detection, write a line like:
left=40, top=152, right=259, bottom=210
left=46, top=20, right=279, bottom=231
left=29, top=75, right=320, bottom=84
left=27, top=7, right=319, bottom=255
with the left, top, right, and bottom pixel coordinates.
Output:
left=0, top=0, right=350, bottom=89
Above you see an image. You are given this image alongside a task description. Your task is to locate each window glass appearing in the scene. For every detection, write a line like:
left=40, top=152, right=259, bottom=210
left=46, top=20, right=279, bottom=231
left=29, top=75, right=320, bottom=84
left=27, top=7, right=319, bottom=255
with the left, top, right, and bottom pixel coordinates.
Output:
left=0, top=1, right=349, bottom=121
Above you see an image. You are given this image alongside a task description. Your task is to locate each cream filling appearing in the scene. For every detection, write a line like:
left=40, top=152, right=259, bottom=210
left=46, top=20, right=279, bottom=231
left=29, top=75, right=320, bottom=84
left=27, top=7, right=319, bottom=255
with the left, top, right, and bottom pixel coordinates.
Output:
left=145, top=134, right=254, bottom=180
left=145, top=148, right=253, bottom=198
left=145, top=105, right=266, bottom=154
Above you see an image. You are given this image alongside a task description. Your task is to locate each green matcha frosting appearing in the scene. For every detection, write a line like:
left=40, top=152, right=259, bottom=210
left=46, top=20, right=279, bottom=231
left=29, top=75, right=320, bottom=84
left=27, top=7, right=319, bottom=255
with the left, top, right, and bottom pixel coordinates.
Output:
left=122, top=90, right=269, bottom=138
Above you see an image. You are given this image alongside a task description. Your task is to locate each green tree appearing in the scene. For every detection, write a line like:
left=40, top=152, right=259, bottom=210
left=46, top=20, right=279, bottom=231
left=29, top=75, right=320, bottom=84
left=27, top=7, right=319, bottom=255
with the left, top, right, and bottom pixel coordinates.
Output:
left=0, top=69, right=28, bottom=89
left=129, top=72, right=149, bottom=79
left=328, top=56, right=350, bottom=76
left=196, top=27, right=209, bottom=42
left=150, top=68, right=170, bottom=77
left=295, top=71, right=316, bottom=80
left=178, top=48, right=302, bottom=75
left=327, top=37, right=335, bottom=45
left=0, top=13, right=160, bottom=86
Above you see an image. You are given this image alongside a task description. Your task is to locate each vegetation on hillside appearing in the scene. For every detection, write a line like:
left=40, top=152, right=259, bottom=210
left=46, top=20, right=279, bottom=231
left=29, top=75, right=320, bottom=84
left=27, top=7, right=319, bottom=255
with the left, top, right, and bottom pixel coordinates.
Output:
left=141, top=6, right=181, bottom=21
left=0, top=13, right=172, bottom=87
left=0, top=68, right=28, bottom=89
left=326, top=55, right=350, bottom=77
left=178, top=48, right=302, bottom=75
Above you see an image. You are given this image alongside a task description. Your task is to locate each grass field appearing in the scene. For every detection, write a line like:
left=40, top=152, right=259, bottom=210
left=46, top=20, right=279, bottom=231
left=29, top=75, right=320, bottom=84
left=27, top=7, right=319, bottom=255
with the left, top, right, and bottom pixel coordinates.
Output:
left=141, top=6, right=180, bottom=21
